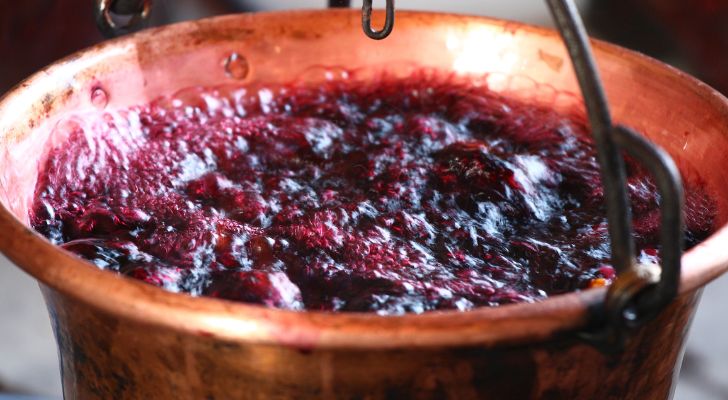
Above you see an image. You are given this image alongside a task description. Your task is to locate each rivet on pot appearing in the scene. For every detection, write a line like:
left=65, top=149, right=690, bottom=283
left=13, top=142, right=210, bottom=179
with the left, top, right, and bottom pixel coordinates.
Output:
left=90, top=86, right=109, bottom=109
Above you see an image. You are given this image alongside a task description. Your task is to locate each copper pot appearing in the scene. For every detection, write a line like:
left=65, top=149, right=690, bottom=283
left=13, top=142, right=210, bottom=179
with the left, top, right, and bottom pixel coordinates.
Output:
left=1, top=10, right=727, bottom=399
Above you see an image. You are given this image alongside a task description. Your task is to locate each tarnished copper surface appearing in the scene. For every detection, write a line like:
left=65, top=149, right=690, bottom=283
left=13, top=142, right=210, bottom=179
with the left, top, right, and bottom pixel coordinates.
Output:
left=0, top=10, right=727, bottom=399
left=43, top=284, right=700, bottom=399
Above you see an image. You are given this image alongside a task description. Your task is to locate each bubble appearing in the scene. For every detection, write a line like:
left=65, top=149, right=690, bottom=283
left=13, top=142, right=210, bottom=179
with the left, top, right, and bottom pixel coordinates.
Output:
left=224, top=53, right=250, bottom=80
left=90, top=86, right=109, bottom=109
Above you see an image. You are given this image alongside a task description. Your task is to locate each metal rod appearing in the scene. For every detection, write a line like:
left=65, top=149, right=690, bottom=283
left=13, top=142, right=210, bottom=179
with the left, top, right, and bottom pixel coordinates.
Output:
left=545, top=0, right=635, bottom=276
left=582, top=125, right=685, bottom=352
left=545, top=0, right=685, bottom=351
left=612, top=125, right=684, bottom=318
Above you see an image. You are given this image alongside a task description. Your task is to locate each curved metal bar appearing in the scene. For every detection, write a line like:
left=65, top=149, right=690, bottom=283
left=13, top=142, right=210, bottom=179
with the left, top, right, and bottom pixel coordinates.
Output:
left=545, top=0, right=635, bottom=277
left=582, top=125, right=684, bottom=352
left=362, top=0, right=395, bottom=40
left=545, top=0, right=685, bottom=352
left=612, top=125, right=684, bottom=320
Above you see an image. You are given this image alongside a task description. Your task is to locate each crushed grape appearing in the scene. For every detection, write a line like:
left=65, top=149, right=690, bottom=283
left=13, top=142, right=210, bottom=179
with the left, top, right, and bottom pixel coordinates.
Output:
left=30, top=74, right=715, bottom=314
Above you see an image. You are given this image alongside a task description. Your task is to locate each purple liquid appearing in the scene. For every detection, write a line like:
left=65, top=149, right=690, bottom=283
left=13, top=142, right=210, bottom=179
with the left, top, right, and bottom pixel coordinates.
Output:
left=30, top=74, right=715, bottom=314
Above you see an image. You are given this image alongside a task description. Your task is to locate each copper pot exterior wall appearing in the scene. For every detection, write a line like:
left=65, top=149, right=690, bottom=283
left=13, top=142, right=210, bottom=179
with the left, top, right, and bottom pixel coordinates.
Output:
left=43, top=285, right=700, bottom=400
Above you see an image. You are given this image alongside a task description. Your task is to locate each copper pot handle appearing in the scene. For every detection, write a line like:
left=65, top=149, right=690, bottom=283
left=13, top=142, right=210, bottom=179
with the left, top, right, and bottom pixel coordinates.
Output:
left=546, top=0, right=685, bottom=353
left=579, top=125, right=684, bottom=352
left=361, top=0, right=395, bottom=40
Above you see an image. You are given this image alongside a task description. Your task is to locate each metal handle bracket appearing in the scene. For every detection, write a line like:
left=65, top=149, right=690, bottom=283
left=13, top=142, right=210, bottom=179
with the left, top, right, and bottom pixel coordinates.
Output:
left=362, top=0, right=395, bottom=40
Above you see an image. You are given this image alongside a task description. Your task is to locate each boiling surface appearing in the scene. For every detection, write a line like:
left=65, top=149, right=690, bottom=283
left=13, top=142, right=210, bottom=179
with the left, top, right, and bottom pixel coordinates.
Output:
left=30, top=74, right=715, bottom=313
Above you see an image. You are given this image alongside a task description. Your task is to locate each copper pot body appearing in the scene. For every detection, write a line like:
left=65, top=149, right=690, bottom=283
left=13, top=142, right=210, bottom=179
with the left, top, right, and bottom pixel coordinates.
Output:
left=1, top=11, right=728, bottom=400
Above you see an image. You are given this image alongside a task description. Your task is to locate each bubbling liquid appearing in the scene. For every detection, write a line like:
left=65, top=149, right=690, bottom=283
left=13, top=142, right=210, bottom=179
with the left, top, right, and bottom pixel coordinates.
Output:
left=30, top=73, right=715, bottom=314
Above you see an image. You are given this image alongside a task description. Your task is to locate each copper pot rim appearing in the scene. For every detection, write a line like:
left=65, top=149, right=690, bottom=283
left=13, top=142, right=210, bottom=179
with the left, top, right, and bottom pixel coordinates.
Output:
left=2, top=10, right=728, bottom=350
